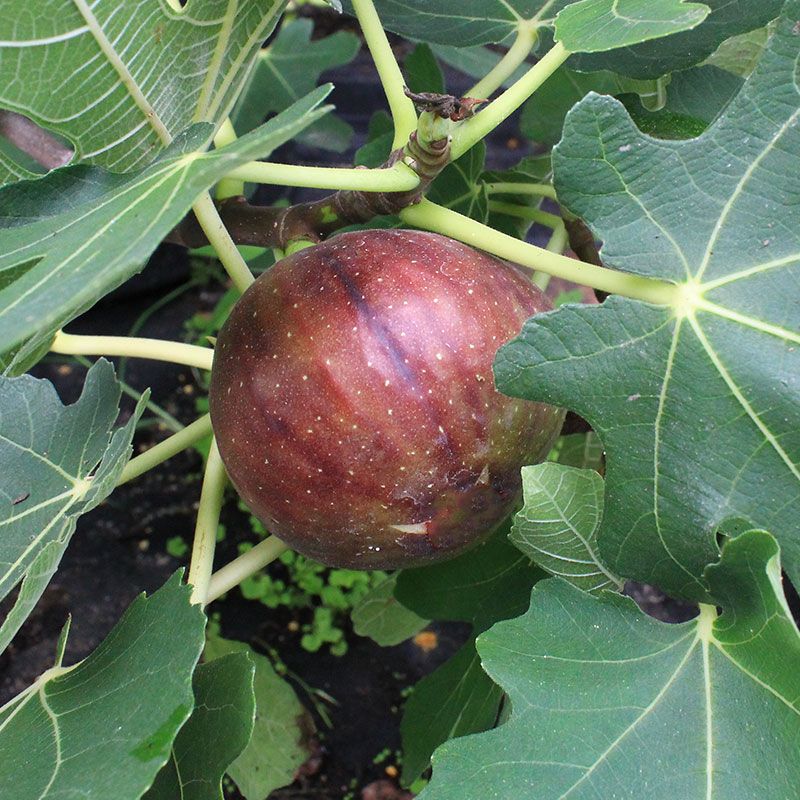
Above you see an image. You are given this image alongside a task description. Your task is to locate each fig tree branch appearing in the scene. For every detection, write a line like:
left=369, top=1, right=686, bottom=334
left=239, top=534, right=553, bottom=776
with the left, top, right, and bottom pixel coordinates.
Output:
left=192, top=192, right=256, bottom=292
left=225, top=159, right=419, bottom=191
left=170, top=126, right=453, bottom=251
left=206, top=535, right=290, bottom=605
left=451, top=41, right=571, bottom=160
left=0, top=110, right=73, bottom=170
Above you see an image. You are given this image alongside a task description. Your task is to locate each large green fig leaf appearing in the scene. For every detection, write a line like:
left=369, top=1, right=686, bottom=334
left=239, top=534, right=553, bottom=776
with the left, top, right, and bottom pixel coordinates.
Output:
left=0, top=359, right=144, bottom=655
left=496, top=4, right=800, bottom=600
left=0, top=0, right=287, bottom=184
left=0, top=572, right=206, bottom=799
left=420, top=530, right=800, bottom=800
left=0, top=87, right=330, bottom=371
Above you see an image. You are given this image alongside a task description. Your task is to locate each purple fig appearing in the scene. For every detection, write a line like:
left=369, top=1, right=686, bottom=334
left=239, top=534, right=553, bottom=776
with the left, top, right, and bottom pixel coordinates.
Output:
left=210, top=230, right=563, bottom=568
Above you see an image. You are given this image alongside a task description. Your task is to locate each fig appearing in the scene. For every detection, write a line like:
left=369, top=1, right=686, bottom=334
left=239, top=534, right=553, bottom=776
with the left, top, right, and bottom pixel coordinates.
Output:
left=209, top=229, right=563, bottom=569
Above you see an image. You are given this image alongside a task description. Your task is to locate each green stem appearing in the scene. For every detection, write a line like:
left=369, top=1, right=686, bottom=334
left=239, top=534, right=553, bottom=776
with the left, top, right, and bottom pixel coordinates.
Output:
left=192, top=192, right=255, bottom=293
left=546, top=223, right=569, bottom=254
left=214, top=118, right=245, bottom=200
left=188, top=438, right=226, bottom=605
left=118, top=414, right=213, bottom=486
left=51, top=331, right=214, bottom=371
left=534, top=223, right=569, bottom=290
left=225, top=161, right=419, bottom=193
left=401, top=199, right=678, bottom=305
left=488, top=200, right=562, bottom=229
left=452, top=41, right=571, bottom=160
left=205, top=535, right=289, bottom=605
left=468, top=23, right=538, bottom=99
left=351, top=0, right=418, bottom=149
left=485, top=181, right=557, bottom=200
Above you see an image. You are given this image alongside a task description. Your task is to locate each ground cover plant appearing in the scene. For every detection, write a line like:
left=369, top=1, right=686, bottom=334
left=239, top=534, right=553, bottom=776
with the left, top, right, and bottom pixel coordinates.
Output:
left=0, top=0, right=798, bottom=798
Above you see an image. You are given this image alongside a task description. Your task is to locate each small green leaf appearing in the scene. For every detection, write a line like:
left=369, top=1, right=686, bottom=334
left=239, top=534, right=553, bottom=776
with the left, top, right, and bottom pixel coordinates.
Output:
left=205, top=635, right=314, bottom=800
left=511, top=463, right=621, bottom=594
left=145, top=653, right=256, bottom=800
left=704, top=23, right=774, bottom=77
left=0, top=360, right=144, bottom=654
left=0, top=87, right=331, bottom=368
left=405, top=44, right=445, bottom=95
left=231, top=18, right=359, bottom=152
left=420, top=530, right=800, bottom=800
left=396, top=525, right=545, bottom=784
left=0, top=0, right=287, bottom=183
left=351, top=574, right=429, bottom=646
left=555, top=0, right=710, bottom=53
left=428, top=143, right=488, bottom=221
left=0, top=573, right=206, bottom=799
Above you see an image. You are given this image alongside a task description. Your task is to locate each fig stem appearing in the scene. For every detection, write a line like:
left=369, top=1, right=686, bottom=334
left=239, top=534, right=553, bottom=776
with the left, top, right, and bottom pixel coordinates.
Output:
left=351, top=0, right=418, bottom=150
left=468, top=22, right=539, bottom=99
left=487, top=200, right=563, bottom=229
left=545, top=223, right=569, bottom=255
left=118, top=414, right=213, bottom=487
left=485, top=182, right=558, bottom=200
left=213, top=118, right=245, bottom=200
left=401, top=199, right=679, bottom=306
left=50, top=331, right=214, bottom=371
left=188, top=438, right=227, bottom=605
left=225, top=160, right=419, bottom=193
left=452, top=41, right=571, bottom=161
left=192, top=192, right=255, bottom=292
left=205, top=535, right=290, bottom=606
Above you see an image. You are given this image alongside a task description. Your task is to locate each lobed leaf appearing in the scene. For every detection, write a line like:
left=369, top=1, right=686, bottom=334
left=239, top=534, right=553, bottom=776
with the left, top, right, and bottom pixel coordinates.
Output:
left=351, top=573, right=429, bottom=647
left=0, top=0, right=287, bottom=184
left=0, top=359, right=144, bottom=654
left=421, top=531, right=800, bottom=799
left=0, top=573, right=206, bottom=799
left=496, top=3, right=800, bottom=600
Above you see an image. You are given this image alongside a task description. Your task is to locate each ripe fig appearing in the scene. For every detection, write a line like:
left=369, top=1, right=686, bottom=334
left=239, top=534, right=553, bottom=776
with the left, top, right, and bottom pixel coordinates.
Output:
left=210, top=229, right=564, bottom=569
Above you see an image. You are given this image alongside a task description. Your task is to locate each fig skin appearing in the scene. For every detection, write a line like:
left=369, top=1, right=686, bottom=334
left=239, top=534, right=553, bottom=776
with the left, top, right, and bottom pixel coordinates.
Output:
left=209, top=229, right=564, bottom=569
